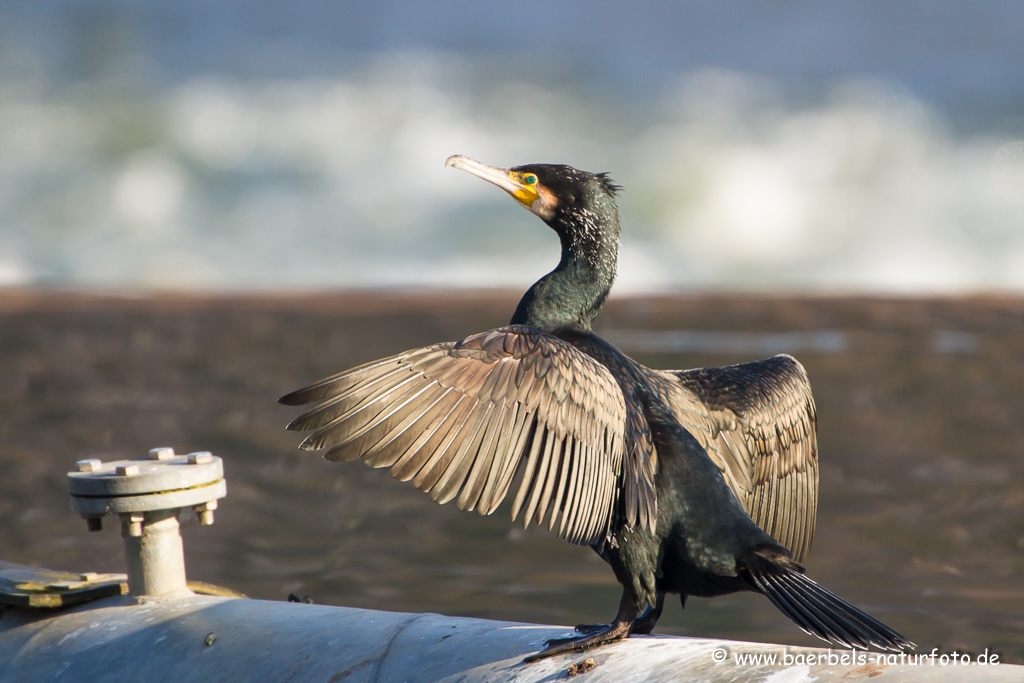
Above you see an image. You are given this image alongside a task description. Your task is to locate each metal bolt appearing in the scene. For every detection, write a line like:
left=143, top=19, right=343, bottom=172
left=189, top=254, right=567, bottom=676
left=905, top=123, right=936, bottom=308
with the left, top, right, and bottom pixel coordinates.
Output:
left=187, top=451, right=213, bottom=465
left=82, top=514, right=103, bottom=532
left=122, top=513, right=145, bottom=537
left=116, top=464, right=140, bottom=476
left=76, top=459, right=103, bottom=473
left=194, top=500, right=218, bottom=525
left=148, top=447, right=175, bottom=460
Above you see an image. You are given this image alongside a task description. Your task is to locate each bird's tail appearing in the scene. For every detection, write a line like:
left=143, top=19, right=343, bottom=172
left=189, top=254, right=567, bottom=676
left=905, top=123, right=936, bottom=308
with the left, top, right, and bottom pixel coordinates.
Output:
left=746, top=568, right=914, bottom=652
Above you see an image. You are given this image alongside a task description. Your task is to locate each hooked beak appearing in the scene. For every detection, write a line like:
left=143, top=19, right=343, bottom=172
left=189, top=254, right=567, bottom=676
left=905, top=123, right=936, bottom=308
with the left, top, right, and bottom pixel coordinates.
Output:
left=445, top=155, right=541, bottom=210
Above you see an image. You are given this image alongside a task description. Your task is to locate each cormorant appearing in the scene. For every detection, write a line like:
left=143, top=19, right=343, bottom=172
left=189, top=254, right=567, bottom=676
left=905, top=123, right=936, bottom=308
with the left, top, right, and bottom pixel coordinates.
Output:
left=280, top=155, right=913, bottom=660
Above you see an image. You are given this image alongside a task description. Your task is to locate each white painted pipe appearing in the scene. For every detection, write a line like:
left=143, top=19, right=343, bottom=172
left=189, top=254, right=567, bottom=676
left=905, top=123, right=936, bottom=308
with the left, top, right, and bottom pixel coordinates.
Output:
left=0, top=596, right=1017, bottom=682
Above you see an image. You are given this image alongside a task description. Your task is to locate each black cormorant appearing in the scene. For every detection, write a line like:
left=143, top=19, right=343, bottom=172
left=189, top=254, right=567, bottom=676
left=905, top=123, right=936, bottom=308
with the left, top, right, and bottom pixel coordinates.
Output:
left=280, top=155, right=913, bottom=660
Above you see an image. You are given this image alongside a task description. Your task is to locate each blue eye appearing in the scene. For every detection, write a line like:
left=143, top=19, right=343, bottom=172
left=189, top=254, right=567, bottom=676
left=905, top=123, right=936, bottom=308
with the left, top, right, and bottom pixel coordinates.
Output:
left=524, top=174, right=537, bottom=185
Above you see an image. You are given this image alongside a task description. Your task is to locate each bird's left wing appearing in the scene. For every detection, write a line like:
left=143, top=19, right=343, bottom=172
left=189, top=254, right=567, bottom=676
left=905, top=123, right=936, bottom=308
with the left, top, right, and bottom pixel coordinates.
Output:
left=280, top=325, right=628, bottom=546
left=657, top=355, right=818, bottom=563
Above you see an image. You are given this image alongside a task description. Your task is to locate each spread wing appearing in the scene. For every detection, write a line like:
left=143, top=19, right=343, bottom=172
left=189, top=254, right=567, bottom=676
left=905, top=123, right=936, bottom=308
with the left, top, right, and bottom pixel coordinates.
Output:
left=659, top=355, right=818, bottom=563
left=280, top=325, right=629, bottom=546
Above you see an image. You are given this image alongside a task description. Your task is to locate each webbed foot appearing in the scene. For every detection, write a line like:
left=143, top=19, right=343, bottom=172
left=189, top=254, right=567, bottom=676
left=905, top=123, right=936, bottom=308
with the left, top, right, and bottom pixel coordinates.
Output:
left=524, top=620, right=632, bottom=662
left=567, top=591, right=665, bottom=639
left=570, top=622, right=607, bottom=636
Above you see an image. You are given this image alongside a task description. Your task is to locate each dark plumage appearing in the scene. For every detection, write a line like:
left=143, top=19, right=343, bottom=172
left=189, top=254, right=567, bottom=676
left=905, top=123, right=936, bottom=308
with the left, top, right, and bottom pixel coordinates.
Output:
left=280, top=155, right=913, bottom=659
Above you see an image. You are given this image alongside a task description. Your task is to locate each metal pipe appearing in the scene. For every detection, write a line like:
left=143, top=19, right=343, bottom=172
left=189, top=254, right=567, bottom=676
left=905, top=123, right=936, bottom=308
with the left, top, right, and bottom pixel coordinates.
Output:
left=2, top=597, right=1019, bottom=683
left=120, top=509, right=192, bottom=599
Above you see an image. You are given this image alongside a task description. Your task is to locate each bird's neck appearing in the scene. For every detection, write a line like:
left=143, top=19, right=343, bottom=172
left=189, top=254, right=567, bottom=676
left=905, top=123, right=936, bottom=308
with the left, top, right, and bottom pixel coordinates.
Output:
left=510, top=207, right=619, bottom=333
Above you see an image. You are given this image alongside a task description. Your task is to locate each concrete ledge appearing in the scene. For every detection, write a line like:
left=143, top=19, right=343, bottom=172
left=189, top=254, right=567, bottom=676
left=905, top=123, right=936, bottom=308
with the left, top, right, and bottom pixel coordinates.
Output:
left=1, top=595, right=1018, bottom=682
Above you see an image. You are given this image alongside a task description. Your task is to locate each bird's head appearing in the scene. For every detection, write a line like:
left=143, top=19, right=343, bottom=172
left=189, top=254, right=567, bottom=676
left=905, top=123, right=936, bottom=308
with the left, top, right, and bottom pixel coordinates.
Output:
left=446, top=155, right=621, bottom=330
left=445, top=155, right=620, bottom=233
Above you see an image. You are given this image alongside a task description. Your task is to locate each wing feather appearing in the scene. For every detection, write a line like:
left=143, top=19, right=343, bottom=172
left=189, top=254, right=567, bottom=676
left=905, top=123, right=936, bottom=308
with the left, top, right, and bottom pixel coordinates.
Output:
left=477, top=401, right=519, bottom=514
left=389, top=390, right=462, bottom=481
left=503, top=407, right=532, bottom=496
left=510, top=418, right=545, bottom=520
left=409, top=397, right=475, bottom=490
left=526, top=428, right=559, bottom=527
left=435, top=402, right=494, bottom=504
left=421, top=401, right=489, bottom=496
left=561, top=438, right=583, bottom=539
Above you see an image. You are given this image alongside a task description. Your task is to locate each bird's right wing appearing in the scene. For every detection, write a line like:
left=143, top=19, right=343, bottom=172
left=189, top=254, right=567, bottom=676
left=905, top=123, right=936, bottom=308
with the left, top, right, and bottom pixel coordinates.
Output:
left=280, top=325, right=630, bottom=546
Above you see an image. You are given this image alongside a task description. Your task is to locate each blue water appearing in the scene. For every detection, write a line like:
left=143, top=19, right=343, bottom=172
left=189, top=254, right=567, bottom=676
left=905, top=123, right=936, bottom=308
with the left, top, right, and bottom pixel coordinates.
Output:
left=1, top=1, right=1023, bottom=292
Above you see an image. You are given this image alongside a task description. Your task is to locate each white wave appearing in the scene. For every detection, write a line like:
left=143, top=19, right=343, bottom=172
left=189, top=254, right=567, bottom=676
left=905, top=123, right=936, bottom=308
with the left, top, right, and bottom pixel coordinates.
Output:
left=1, top=55, right=1021, bottom=292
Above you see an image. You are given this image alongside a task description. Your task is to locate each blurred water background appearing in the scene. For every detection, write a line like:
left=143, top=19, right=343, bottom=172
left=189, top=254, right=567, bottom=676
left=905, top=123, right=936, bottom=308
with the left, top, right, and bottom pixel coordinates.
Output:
left=1, top=1, right=1023, bottom=293
left=2, top=0, right=1024, bottom=665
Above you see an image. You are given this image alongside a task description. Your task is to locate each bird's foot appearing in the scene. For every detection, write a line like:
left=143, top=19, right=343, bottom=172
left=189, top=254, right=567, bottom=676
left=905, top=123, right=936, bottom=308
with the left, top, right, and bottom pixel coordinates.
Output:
left=524, top=621, right=631, bottom=663
left=629, top=604, right=659, bottom=635
left=569, top=603, right=658, bottom=637
left=571, top=623, right=608, bottom=636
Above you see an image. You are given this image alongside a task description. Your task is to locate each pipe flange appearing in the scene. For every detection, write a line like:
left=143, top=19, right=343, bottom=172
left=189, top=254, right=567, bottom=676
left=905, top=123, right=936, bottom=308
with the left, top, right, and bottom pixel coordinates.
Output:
left=68, top=448, right=226, bottom=516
